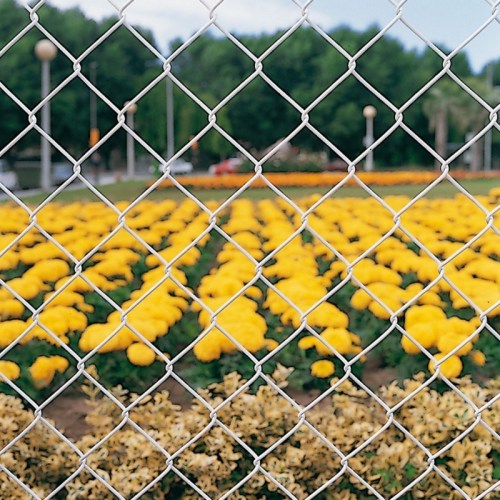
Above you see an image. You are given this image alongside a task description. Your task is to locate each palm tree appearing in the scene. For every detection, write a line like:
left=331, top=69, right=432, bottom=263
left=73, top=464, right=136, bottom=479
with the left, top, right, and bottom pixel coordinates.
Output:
left=449, top=77, right=500, bottom=172
left=423, top=80, right=460, bottom=170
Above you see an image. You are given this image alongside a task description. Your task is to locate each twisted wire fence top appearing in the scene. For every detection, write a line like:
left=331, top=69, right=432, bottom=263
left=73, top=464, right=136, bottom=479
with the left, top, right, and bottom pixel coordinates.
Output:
left=0, top=0, right=498, bottom=498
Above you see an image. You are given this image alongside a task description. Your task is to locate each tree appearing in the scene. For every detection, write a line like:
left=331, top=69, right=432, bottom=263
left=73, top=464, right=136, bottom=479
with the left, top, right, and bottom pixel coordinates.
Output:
left=0, top=0, right=159, bottom=166
left=449, top=77, right=500, bottom=172
left=0, top=2, right=495, bottom=170
left=422, top=80, right=461, bottom=170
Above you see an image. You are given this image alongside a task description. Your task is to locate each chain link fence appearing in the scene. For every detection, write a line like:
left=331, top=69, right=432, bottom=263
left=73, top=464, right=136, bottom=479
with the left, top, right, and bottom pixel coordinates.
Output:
left=0, top=0, right=499, bottom=498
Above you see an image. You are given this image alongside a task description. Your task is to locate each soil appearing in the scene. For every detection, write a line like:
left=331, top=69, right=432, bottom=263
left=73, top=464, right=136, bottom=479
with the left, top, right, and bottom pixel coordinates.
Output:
left=362, top=355, right=398, bottom=390
left=43, top=363, right=397, bottom=442
left=44, top=396, right=92, bottom=441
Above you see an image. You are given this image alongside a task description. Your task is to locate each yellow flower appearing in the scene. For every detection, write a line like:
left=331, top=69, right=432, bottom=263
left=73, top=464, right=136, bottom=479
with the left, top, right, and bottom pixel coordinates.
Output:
left=17, top=242, right=66, bottom=264
left=92, top=260, right=134, bottom=282
left=0, top=299, right=25, bottom=320
left=447, top=317, right=477, bottom=337
left=349, top=333, right=362, bottom=345
left=146, top=245, right=200, bottom=267
left=0, top=320, right=28, bottom=348
left=0, top=360, right=20, bottom=381
left=349, top=262, right=402, bottom=286
left=25, top=259, right=70, bottom=283
left=0, top=276, right=48, bottom=301
left=417, top=291, right=443, bottom=307
left=428, top=353, right=463, bottom=379
left=198, top=275, right=261, bottom=299
left=401, top=324, right=437, bottom=355
left=127, top=343, right=156, bottom=366
left=437, top=334, right=473, bottom=357
left=193, top=336, right=222, bottom=362
left=415, top=259, right=439, bottom=282
left=44, top=290, right=94, bottom=313
left=92, top=248, right=141, bottom=265
left=52, top=356, right=70, bottom=373
left=316, top=328, right=353, bottom=356
left=311, top=360, right=335, bottom=378
left=79, top=323, right=133, bottom=353
left=304, top=303, right=349, bottom=329
left=405, top=305, right=447, bottom=329
left=470, top=350, right=486, bottom=366
left=368, top=301, right=393, bottom=319
left=298, top=337, right=317, bottom=350
left=29, top=355, right=69, bottom=388
left=106, top=315, right=165, bottom=342
left=0, top=252, right=19, bottom=271
left=265, top=339, right=279, bottom=351
left=401, top=336, right=422, bottom=355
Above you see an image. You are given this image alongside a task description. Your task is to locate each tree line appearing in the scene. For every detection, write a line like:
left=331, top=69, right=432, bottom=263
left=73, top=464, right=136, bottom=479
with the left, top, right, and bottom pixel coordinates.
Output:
left=0, top=0, right=498, bottom=170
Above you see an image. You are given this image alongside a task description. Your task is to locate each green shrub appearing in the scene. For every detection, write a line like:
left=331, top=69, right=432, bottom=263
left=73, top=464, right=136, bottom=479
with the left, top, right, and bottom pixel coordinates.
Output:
left=1, top=369, right=497, bottom=499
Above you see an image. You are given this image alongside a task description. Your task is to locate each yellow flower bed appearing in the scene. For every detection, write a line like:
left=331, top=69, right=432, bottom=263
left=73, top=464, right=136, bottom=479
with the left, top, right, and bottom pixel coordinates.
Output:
left=189, top=192, right=498, bottom=380
left=152, top=170, right=500, bottom=190
left=0, top=189, right=498, bottom=392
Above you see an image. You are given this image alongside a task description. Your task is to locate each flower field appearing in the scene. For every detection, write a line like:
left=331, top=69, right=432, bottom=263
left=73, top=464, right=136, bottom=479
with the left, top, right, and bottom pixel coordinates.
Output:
left=0, top=188, right=498, bottom=400
left=153, top=170, right=500, bottom=191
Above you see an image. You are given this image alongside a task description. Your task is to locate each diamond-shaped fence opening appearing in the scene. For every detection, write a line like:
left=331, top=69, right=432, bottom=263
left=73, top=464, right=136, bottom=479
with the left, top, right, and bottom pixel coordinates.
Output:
left=0, top=0, right=499, bottom=498
left=0, top=418, right=82, bottom=498
left=257, top=425, right=345, bottom=498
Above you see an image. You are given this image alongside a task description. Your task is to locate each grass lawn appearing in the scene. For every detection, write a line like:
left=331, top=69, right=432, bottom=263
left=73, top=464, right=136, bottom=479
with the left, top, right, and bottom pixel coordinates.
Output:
left=10, top=176, right=499, bottom=205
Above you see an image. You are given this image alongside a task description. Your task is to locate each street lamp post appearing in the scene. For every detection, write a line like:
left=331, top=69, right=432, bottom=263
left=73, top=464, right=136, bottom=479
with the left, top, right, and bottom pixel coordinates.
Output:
left=89, top=62, right=101, bottom=182
left=363, top=105, right=377, bottom=172
left=35, top=39, right=57, bottom=190
left=124, top=101, right=138, bottom=179
left=166, top=77, right=174, bottom=159
left=484, top=63, right=494, bottom=171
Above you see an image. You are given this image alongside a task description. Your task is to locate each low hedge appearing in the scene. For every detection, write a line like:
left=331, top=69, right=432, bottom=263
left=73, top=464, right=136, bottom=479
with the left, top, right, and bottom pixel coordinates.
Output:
left=1, top=368, right=498, bottom=499
left=238, top=161, right=324, bottom=173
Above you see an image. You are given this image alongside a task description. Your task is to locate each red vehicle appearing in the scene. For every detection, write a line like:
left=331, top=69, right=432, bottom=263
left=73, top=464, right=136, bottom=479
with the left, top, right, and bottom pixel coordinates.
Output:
left=209, top=158, right=243, bottom=175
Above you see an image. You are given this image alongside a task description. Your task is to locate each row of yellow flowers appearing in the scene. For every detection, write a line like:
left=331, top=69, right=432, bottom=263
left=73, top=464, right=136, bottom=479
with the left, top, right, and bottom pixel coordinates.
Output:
left=152, top=170, right=500, bottom=190
left=186, top=192, right=498, bottom=379
left=0, top=188, right=498, bottom=389
left=300, top=193, right=498, bottom=378
left=0, top=199, right=216, bottom=386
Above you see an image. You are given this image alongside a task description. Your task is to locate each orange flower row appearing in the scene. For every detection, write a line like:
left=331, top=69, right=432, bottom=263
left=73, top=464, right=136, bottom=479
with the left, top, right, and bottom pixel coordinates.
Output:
left=152, top=170, right=499, bottom=190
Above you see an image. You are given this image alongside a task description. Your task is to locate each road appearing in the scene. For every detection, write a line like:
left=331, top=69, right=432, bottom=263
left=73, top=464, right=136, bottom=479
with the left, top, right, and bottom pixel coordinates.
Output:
left=0, top=170, right=151, bottom=202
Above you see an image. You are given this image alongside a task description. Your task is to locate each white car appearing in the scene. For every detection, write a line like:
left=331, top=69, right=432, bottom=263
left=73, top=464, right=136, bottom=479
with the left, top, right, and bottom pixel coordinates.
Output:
left=158, top=159, right=194, bottom=176
left=0, top=160, right=18, bottom=190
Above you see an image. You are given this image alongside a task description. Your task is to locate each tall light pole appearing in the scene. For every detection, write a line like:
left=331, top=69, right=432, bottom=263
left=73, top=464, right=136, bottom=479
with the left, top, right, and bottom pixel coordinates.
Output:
left=35, top=39, right=57, bottom=190
left=89, top=62, right=101, bottom=182
left=89, top=62, right=99, bottom=148
left=124, top=101, right=138, bottom=179
left=166, top=77, right=174, bottom=159
left=484, top=63, right=493, bottom=171
left=363, top=105, right=377, bottom=172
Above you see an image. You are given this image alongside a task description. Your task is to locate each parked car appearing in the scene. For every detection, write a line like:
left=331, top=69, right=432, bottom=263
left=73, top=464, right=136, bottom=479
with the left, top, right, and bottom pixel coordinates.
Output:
left=151, top=159, right=194, bottom=176
left=209, top=158, right=243, bottom=175
left=0, top=159, right=18, bottom=190
left=52, top=162, right=74, bottom=185
left=323, top=159, right=348, bottom=172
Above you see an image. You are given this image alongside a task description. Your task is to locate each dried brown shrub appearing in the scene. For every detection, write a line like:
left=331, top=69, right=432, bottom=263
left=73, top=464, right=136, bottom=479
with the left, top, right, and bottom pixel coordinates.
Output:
left=1, top=370, right=498, bottom=499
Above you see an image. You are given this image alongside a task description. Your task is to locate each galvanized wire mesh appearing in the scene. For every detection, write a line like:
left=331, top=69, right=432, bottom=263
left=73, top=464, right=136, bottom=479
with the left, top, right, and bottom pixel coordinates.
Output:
left=0, top=0, right=499, bottom=498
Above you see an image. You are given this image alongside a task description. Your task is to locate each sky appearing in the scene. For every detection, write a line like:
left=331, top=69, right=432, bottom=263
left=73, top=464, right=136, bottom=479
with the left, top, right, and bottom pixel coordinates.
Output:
left=44, top=0, right=499, bottom=72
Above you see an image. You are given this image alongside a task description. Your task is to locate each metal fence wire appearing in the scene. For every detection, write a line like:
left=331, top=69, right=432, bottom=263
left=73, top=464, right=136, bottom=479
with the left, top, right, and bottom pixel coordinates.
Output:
left=0, top=0, right=499, bottom=498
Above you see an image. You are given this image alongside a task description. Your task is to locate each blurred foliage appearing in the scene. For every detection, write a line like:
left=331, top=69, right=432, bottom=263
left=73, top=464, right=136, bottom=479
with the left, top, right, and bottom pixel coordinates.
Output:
left=1, top=0, right=499, bottom=169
